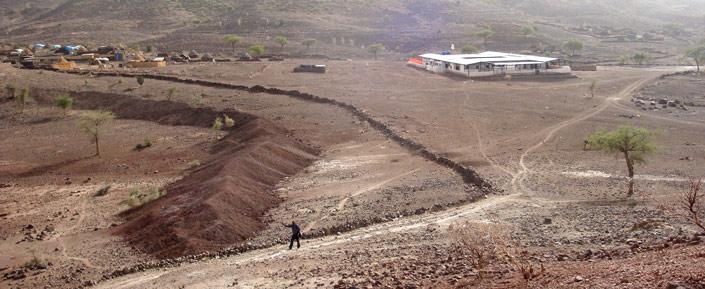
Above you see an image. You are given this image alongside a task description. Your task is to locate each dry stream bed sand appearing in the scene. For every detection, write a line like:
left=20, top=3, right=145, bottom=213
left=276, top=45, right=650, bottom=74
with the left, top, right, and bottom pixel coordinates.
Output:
left=1, top=61, right=705, bottom=288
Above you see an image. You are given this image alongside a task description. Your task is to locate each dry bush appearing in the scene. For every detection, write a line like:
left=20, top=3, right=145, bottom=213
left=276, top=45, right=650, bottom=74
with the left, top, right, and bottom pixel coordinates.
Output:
left=449, top=221, right=544, bottom=282
left=448, top=221, right=503, bottom=279
left=682, top=178, right=705, bottom=233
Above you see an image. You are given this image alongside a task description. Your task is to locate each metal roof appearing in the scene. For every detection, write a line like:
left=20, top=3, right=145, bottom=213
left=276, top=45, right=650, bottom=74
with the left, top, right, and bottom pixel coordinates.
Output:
left=419, top=51, right=558, bottom=66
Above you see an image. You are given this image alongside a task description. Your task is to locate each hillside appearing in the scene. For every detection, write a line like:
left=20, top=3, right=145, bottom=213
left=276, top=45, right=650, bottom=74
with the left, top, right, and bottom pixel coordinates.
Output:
left=2, top=0, right=704, bottom=62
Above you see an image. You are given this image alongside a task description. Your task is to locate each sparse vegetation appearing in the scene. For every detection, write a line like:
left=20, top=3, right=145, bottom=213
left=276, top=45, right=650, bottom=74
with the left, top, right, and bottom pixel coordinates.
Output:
left=589, top=80, right=597, bottom=98
left=632, top=52, right=649, bottom=65
left=127, top=187, right=166, bottom=208
left=449, top=221, right=503, bottom=279
left=224, top=34, right=242, bottom=55
left=5, top=84, right=15, bottom=99
left=78, top=111, right=115, bottom=156
left=461, top=44, right=478, bottom=54
left=685, top=47, right=705, bottom=72
left=187, top=160, right=201, bottom=169
left=587, top=126, right=658, bottom=197
left=520, top=25, right=536, bottom=36
left=212, top=116, right=224, bottom=138
left=15, top=87, right=30, bottom=114
left=475, top=29, right=494, bottom=48
left=302, top=39, right=316, bottom=53
left=249, top=44, right=265, bottom=56
left=167, top=87, right=176, bottom=101
left=190, top=94, right=203, bottom=107
left=223, top=114, right=235, bottom=128
left=136, top=75, right=145, bottom=87
left=54, top=94, right=73, bottom=116
left=562, top=39, right=583, bottom=57
left=450, top=220, right=544, bottom=282
left=662, top=22, right=685, bottom=37
left=94, top=185, right=111, bottom=197
left=367, top=44, right=385, bottom=60
left=23, top=249, right=46, bottom=270
left=681, top=178, right=705, bottom=233
left=275, top=35, right=289, bottom=51
left=134, top=137, right=152, bottom=151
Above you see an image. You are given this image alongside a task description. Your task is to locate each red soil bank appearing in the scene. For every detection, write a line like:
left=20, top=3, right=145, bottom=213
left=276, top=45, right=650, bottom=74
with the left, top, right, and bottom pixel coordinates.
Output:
left=117, top=118, right=318, bottom=258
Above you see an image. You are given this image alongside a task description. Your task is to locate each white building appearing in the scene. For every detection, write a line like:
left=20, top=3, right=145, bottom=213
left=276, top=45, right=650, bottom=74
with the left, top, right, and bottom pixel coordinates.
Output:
left=412, top=51, right=571, bottom=78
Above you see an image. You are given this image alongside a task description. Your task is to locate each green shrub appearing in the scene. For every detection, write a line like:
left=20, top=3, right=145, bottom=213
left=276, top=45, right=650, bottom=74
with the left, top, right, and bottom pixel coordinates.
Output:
left=223, top=114, right=235, bottom=128
left=127, top=187, right=166, bottom=208
left=187, top=160, right=201, bottom=169
left=94, top=185, right=111, bottom=197
left=54, top=95, right=73, bottom=116
left=134, top=138, right=152, bottom=151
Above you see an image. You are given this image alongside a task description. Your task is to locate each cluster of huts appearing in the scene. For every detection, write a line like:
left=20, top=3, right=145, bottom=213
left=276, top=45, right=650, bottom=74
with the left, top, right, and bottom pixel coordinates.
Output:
left=0, top=43, right=236, bottom=71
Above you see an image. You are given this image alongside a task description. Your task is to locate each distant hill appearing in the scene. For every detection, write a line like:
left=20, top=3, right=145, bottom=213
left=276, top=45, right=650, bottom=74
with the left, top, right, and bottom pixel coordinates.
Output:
left=2, top=0, right=704, bottom=62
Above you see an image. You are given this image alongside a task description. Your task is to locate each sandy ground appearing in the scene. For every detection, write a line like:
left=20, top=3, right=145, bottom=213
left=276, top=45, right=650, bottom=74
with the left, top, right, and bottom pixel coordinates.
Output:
left=1, top=61, right=705, bottom=288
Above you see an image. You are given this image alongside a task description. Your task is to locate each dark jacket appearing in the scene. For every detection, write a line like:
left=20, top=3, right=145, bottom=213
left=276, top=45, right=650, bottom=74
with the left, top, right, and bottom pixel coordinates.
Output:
left=285, top=223, right=301, bottom=236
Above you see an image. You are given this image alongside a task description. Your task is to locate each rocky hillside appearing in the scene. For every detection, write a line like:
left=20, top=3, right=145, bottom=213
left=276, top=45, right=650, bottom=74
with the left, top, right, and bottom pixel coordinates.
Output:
left=2, top=0, right=704, bottom=61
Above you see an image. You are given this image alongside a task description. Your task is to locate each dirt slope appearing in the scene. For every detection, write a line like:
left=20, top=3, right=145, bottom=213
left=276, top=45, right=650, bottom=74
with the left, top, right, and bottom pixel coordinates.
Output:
left=117, top=117, right=319, bottom=258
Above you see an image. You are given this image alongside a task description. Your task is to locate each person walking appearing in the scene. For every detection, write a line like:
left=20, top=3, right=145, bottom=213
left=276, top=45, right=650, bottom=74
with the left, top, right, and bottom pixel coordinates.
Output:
left=284, top=221, right=301, bottom=249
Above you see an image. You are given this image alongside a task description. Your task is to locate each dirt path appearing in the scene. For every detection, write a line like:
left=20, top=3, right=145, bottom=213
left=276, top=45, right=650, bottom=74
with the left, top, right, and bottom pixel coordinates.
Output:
left=53, top=195, right=104, bottom=270
left=511, top=78, right=651, bottom=194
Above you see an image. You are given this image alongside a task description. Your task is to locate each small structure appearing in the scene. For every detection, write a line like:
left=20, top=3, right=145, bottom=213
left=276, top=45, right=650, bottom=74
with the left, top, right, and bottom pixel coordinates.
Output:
left=412, top=51, right=571, bottom=78
left=200, top=53, right=215, bottom=62
left=293, top=64, right=326, bottom=73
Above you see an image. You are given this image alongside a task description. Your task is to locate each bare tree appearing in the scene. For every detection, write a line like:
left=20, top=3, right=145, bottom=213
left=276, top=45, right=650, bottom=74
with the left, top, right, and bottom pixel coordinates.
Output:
left=682, top=179, right=705, bottom=233
left=78, top=111, right=115, bottom=156
left=589, top=80, right=597, bottom=98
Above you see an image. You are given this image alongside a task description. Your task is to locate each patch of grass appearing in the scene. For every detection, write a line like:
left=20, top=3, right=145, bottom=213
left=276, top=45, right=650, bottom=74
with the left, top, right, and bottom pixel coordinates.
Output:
left=94, top=185, right=111, bottom=197
left=187, top=160, right=201, bottom=169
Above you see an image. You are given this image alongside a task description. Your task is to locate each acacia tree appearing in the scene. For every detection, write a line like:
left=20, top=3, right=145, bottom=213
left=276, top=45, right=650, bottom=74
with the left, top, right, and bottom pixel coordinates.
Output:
left=78, top=111, right=115, bottom=156
left=685, top=47, right=705, bottom=72
left=475, top=29, right=494, bottom=48
left=587, top=126, right=658, bottom=197
left=274, top=36, right=289, bottom=51
left=302, top=39, right=316, bottom=54
left=367, top=43, right=385, bottom=60
left=563, top=39, right=583, bottom=56
left=54, top=94, right=73, bottom=117
left=224, top=34, right=242, bottom=55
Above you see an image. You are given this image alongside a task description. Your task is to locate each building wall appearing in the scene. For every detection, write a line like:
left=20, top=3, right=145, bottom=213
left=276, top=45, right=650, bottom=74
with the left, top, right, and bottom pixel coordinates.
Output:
left=419, top=57, right=571, bottom=78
